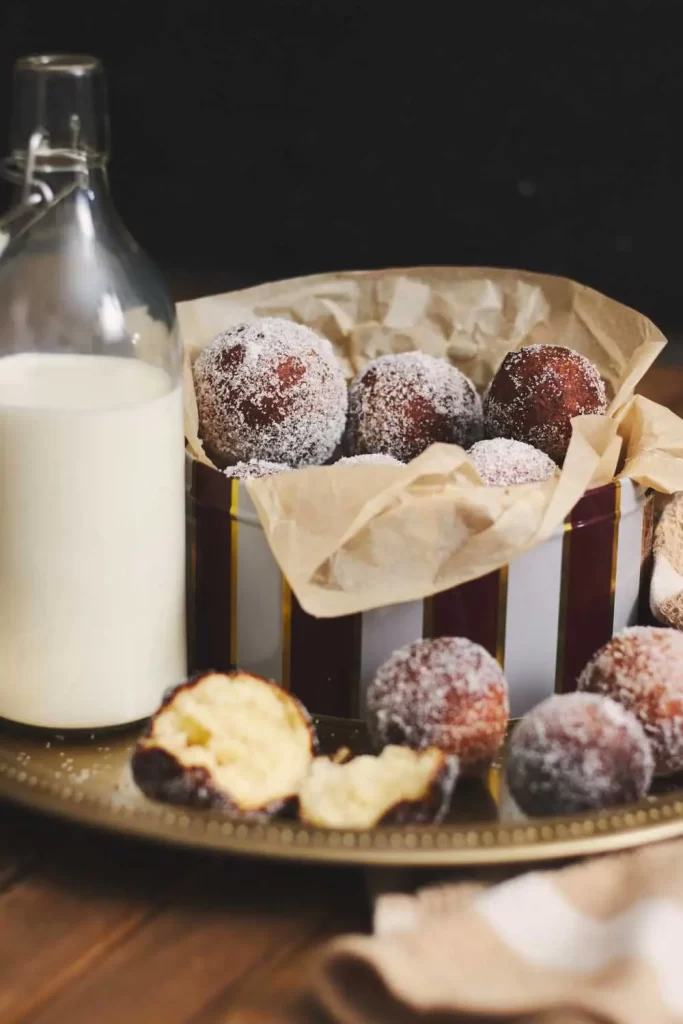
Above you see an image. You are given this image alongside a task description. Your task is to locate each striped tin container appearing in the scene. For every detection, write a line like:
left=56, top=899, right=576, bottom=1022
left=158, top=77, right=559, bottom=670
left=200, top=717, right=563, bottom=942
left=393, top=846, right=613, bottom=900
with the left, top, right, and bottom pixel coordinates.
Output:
left=186, top=458, right=653, bottom=720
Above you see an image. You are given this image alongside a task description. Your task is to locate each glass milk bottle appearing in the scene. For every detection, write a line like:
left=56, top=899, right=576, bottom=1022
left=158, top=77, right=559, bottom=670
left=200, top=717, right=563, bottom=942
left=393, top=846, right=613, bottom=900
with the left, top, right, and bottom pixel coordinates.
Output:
left=0, top=55, right=186, bottom=730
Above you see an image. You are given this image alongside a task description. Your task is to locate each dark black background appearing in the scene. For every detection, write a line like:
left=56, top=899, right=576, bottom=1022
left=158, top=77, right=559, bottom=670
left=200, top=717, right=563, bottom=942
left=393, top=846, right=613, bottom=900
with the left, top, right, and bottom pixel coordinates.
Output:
left=1, top=0, right=681, bottom=335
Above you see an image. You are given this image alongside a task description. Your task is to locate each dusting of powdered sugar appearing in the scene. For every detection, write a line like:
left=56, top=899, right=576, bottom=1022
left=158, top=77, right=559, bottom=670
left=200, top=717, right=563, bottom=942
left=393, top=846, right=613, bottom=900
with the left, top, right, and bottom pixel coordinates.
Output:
left=347, top=352, right=483, bottom=463
left=337, top=453, right=402, bottom=467
left=468, top=438, right=558, bottom=486
left=366, top=637, right=509, bottom=767
left=193, top=318, right=348, bottom=468
left=484, top=344, right=607, bottom=464
left=224, top=459, right=293, bottom=480
left=505, top=691, right=653, bottom=816
left=578, top=626, right=683, bottom=775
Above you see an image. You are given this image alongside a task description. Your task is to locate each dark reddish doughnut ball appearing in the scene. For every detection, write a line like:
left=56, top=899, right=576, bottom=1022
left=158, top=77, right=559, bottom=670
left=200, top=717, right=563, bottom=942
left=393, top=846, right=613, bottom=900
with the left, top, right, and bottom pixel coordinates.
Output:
left=347, top=352, right=483, bottom=463
left=366, top=637, right=509, bottom=772
left=484, top=344, right=607, bottom=464
left=505, top=692, right=653, bottom=817
left=578, top=626, right=683, bottom=776
left=193, top=318, right=348, bottom=468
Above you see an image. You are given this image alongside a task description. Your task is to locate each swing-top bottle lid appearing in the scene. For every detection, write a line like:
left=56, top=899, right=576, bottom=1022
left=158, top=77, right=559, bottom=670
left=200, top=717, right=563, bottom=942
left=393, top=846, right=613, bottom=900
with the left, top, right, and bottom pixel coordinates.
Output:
left=10, top=54, right=110, bottom=170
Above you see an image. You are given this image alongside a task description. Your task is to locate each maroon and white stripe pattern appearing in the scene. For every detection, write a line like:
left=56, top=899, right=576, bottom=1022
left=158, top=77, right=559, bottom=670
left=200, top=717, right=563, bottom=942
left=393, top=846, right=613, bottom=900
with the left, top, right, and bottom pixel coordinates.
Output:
left=187, top=459, right=651, bottom=720
left=439, top=480, right=649, bottom=717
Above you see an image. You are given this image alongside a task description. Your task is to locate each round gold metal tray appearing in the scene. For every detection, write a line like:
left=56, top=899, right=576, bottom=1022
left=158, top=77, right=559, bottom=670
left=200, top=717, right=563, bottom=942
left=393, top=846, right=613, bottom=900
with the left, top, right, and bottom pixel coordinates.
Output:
left=1, top=715, right=682, bottom=866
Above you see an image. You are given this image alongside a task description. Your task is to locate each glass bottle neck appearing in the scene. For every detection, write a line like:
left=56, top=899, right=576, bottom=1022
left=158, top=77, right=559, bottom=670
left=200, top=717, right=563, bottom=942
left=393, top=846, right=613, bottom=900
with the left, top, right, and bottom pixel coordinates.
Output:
left=9, top=55, right=110, bottom=176
left=2, top=55, right=112, bottom=223
left=0, top=52, right=180, bottom=384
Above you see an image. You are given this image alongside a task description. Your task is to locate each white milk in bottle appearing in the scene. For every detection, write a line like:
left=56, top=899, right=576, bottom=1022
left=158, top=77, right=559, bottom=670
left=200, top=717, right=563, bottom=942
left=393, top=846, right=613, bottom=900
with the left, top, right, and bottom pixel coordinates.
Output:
left=0, top=355, right=186, bottom=728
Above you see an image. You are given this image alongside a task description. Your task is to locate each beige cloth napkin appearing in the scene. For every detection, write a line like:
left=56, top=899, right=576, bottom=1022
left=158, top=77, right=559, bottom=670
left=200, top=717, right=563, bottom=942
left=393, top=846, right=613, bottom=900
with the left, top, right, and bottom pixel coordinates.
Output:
left=314, top=840, right=683, bottom=1024
left=651, top=493, right=683, bottom=629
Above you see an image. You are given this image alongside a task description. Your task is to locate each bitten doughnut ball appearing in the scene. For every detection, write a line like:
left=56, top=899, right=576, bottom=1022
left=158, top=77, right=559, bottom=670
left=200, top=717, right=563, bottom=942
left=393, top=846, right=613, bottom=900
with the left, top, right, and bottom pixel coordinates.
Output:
left=578, top=626, right=683, bottom=775
left=484, top=344, right=607, bottom=464
left=366, top=637, right=509, bottom=771
left=131, top=671, right=317, bottom=818
left=468, top=438, right=558, bottom=486
left=505, top=692, right=653, bottom=817
left=347, top=352, right=483, bottom=463
left=193, top=318, right=348, bottom=468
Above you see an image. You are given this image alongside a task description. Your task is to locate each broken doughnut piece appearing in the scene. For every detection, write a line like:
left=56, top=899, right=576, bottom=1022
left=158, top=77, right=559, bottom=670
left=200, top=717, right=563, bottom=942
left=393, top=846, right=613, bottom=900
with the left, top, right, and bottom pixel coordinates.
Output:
left=131, top=671, right=317, bottom=817
left=298, top=745, right=459, bottom=829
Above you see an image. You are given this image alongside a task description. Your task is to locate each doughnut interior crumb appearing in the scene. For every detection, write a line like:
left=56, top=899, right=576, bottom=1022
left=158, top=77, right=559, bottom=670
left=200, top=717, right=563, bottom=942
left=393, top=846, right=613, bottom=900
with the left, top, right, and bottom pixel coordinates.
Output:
left=143, top=672, right=313, bottom=811
left=299, top=745, right=455, bottom=829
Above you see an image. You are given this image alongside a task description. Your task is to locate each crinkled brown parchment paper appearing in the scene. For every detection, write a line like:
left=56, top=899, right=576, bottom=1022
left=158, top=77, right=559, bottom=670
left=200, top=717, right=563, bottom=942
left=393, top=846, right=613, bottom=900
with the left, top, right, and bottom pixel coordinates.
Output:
left=177, top=267, right=682, bottom=618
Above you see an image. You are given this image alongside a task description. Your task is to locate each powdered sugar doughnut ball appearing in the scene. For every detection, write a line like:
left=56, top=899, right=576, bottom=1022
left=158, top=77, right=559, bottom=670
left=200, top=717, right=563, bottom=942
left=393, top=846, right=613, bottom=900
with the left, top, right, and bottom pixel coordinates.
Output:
left=224, top=460, right=292, bottom=481
left=505, top=692, right=653, bottom=817
left=193, top=318, right=348, bottom=468
left=366, top=637, right=509, bottom=772
left=484, top=345, right=607, bottom=464
left=468, top=438, right=558, bottom=486
left=337, top=453, right=402, bottom=467
left=347, top=352, right=483, bottom=463
left=578, top=626, right=683, bottom=775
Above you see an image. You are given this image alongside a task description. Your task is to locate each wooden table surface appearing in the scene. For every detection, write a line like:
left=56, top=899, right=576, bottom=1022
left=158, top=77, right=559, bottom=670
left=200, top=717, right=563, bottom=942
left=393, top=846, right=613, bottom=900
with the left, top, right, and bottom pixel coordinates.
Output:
left=0, top=361, right=680, bottom=1024
left=0, top=797, right=370, bottom=1024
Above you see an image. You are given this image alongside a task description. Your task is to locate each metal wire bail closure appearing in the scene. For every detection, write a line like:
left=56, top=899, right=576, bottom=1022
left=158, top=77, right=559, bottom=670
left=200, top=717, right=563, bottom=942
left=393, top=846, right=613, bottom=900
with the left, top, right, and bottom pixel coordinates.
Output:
left=0, top=130, right=55, bottom=207
left=0, top=130, right=89, bottom=251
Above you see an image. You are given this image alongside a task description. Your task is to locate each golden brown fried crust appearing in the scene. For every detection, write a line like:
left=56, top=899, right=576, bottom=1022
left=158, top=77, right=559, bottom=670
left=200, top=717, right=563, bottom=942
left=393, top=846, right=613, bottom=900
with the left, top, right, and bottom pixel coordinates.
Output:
left=131, top=746, right=296, bottom=820
left=377, top=756, right=458, bottom=826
